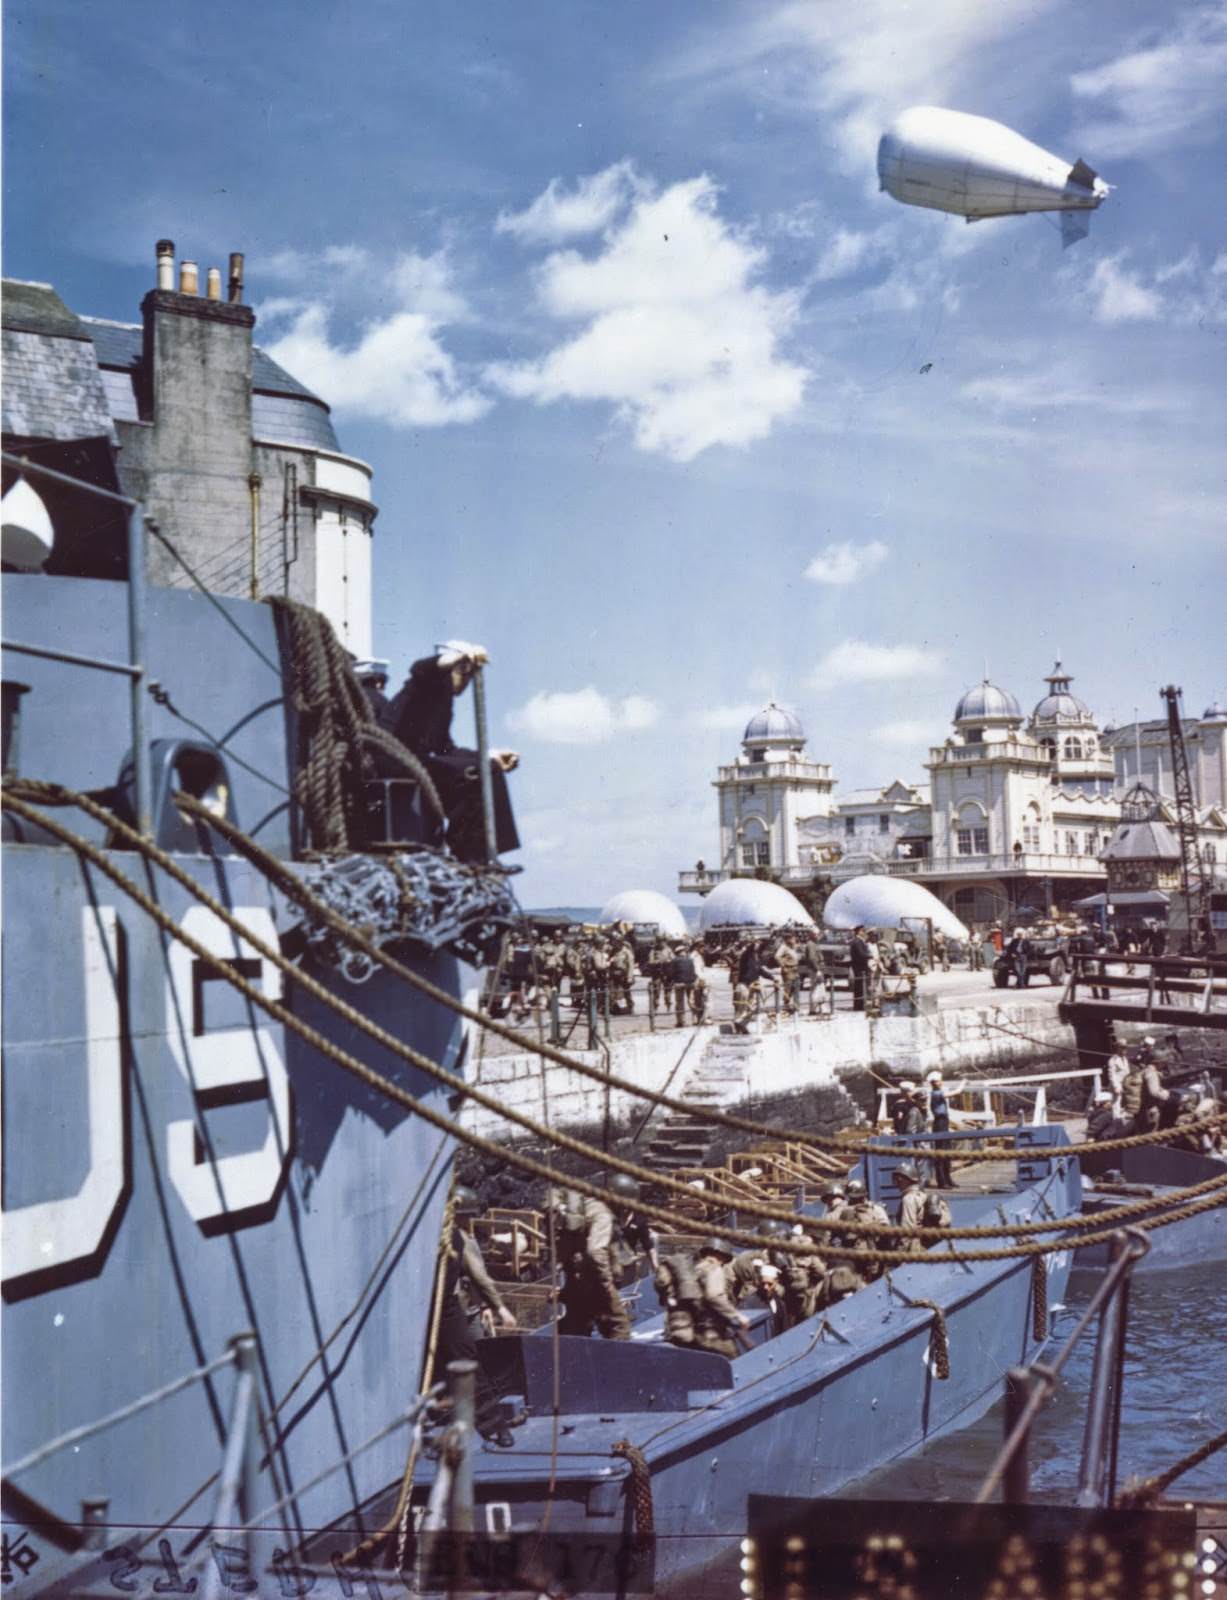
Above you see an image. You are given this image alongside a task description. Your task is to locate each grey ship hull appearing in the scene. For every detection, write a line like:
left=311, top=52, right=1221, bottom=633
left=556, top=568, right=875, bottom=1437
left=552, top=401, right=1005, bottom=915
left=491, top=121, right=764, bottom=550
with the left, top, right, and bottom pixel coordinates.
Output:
left=3, top=574, right=469, bottom=1588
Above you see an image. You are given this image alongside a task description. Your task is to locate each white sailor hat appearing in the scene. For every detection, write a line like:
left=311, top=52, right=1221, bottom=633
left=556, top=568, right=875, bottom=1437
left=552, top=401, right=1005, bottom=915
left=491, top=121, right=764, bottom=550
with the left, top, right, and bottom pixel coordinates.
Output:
left=352, top=657, right=390, bottom=682
left=436, top=640, right=489, bottom=668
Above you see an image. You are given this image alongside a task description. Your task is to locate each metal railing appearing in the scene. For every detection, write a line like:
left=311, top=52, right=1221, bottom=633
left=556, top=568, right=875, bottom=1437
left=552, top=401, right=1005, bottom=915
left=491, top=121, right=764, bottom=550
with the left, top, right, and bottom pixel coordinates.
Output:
left=2, top=451, right=152, bottom=835
left=1065, top=950, right=1227, bottom=1024
left=882, top=851, right=1105, bottom=878
left=976, top=1229, right=1150, bottom=1505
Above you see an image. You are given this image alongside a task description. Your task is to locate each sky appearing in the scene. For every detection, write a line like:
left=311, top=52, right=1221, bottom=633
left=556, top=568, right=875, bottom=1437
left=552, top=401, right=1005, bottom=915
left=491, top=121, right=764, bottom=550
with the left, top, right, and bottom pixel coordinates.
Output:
left=5, top=0, right=1226, bottom=906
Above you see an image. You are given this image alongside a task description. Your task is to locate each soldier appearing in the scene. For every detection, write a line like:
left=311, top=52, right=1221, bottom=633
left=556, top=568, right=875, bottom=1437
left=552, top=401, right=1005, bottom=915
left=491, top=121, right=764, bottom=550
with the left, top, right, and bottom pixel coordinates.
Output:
left=1119, top=1054, right=1147, bottom=1132
left=841, top=1177, right=891, bottom=1284
left=800, top=931, right=826, bottom=1015
left=818, top=1180, right=848, bottom=1234
left=670, top=942, right=698, bottom=1027
left=776, top=1221, right=826, bottom=1326
left=925, top=1070, right=955, bottom=1189
left=693, top=1239, right=751, bottom=1357
left=775, top=935, right=801, bottom=1016
left=608, top=936, right=636, bottom=1016
left=893, top=1164, right=928, bottom=1253
left=649, top=934, right=673, bottom=1012
left=536, top=930, right=563, bottom=1007
left=688, top=940, right=710, bottom=1024
left=564, top=936, right=586, bottom=1009
left=436, top=1186, right=519, bottom=1446
left=727, top=1222, right=784, bottom=1330
left=654, top=1248, right=703, bottom=1348
left=551, top=1174, right=657, bottom=1340
left=1138, top=1044, right=1172, bottom=1133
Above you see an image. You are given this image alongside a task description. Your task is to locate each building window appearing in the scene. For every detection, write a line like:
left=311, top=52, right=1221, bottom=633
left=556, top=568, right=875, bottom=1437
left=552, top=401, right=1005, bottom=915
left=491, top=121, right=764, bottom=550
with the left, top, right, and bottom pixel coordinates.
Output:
left=1065, top=832, right=1078, bottom=855
left=879, top=814, right=890, bottom=833
left=957, top=827, right=989, bottom=856
left=740, top=841, right=770, bottom=867
left=1205, top=843, right=1218, bottom=864
left=1084, top=832, right=1097, bottom=855
left=845, top=816, right=856, bottom=836
left=1040, top=739, right=1056, bottom=760
left=1063, top=737, right=1083, bottom=760
left=1022, top=823, right=1040, bottom=851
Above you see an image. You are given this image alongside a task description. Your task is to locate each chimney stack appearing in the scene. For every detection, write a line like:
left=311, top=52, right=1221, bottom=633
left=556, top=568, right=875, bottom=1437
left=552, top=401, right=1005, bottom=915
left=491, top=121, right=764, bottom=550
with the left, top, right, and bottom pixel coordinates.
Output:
left=206, top=267, right=222, bottom=301
left=179, top=260, right=199, bottom=295
left=156, top=239, right=175, bottom=291
left=228, top=253, right=245, bottom=305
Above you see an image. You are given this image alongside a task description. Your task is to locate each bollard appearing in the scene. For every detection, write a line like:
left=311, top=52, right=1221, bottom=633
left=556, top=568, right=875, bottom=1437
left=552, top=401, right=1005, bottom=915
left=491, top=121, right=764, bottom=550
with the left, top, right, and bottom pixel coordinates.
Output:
left=1002, top=1367, right=1032, bottom=1503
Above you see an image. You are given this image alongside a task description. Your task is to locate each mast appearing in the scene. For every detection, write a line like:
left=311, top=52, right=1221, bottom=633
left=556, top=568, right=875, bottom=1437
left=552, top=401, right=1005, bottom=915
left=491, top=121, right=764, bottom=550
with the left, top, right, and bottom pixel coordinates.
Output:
left=1159, top=684, right=1215, bottom=954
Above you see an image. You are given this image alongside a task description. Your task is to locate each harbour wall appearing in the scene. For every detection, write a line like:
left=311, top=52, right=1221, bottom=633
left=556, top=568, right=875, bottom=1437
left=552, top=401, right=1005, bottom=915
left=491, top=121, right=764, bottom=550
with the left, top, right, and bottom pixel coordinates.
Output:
left=457, top=997, right=1075, bottom=1147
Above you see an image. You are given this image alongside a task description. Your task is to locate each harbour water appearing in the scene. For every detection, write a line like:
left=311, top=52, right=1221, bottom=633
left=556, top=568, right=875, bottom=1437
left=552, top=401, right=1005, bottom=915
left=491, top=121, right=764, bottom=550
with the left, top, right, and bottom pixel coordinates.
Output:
left=845, top=1261, right=1227, bottom=1503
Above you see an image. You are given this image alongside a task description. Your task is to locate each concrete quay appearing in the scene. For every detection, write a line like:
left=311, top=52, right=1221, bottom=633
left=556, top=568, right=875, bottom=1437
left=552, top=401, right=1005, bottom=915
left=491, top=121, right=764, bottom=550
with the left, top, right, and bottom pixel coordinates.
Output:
left=458, top=967, right=1073, bottom=1148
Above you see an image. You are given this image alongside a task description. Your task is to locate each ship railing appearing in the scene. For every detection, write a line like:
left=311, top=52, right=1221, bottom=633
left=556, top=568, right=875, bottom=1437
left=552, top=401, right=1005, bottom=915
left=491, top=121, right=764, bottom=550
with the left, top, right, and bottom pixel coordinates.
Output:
left=1, top=451, right=153, bottom=836
left=873, top=1065, right=1105, bottom=1133
left=975, top=1228, right=1150, bottom=1506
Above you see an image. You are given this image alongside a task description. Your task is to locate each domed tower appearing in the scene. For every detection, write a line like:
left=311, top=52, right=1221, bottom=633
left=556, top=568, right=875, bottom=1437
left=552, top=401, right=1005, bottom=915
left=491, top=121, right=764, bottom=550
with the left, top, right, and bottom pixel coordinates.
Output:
left=693, top=701, right=835, bottom=889
left=952, top=678, right=1024, bottom=744
left=1028, top=660, right=1115, bottom=796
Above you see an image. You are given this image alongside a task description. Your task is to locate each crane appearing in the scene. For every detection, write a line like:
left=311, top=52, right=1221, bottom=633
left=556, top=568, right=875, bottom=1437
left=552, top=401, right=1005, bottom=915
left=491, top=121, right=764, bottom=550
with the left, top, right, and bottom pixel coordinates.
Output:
left=1159, top=684, right=1216, bottom=955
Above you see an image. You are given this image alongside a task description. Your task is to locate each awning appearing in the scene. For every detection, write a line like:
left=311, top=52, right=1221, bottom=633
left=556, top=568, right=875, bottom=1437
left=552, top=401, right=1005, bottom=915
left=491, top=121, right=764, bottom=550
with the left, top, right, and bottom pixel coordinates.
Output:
left=1072, top=890, right=1170, bottom=910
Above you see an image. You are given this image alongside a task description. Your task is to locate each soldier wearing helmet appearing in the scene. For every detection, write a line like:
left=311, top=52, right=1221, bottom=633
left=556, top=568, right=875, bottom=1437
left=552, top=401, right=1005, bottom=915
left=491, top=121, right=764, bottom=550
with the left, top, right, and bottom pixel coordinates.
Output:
left=893, top=1163, right=928, bottom=1251
left=547, top=1175, right=657, bottom=1340
left=693, top=1239, right=750, bottom=1357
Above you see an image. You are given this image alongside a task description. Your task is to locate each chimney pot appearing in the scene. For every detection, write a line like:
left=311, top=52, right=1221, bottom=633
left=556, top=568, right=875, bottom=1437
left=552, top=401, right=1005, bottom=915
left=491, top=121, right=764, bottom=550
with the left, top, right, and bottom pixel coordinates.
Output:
left=206, top=267, right=222, bottom=301
left=156, top=239, right=175, bottom=291
left=228, top=252, right=245, bottom=305
left=179, top=260, right=199, bottom=296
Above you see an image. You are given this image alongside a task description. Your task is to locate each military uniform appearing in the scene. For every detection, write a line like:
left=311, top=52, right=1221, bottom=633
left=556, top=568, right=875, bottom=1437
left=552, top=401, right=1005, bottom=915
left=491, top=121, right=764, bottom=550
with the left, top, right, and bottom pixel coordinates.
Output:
left=649, top=938, right=673, bottom=1010
left=536, top=936, right=563, bottom=1003
left=554, top=1192, right=653, bottom=1340
left=693, top=1256, right=746, bottom=1357
left=608, top=940, right=636, bottom=1015
left=654, top=1252, right=702, bottom=1348
left=775, top=939, right=801, bottom=1015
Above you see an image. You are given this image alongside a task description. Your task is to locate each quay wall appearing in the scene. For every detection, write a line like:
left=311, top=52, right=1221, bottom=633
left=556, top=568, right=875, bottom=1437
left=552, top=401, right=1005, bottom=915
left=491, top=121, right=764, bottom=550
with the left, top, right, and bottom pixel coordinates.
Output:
left=458, top=997, right=1075, bottom=1147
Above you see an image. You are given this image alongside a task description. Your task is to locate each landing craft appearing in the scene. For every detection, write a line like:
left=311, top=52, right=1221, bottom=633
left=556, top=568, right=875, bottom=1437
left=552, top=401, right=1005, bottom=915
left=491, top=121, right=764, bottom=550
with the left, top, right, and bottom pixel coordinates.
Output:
left=877, top=106, right=1110, bottom=246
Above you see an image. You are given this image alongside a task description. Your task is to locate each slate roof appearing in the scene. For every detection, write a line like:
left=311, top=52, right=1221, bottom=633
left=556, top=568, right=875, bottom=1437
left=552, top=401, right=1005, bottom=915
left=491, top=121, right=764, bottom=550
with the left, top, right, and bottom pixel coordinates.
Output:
left=2, top=282, right=117, bottom=444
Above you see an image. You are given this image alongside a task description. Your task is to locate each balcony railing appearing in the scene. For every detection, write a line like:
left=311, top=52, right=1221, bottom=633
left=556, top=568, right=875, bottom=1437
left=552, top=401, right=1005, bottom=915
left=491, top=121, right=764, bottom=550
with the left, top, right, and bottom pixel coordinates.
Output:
left=880, top=852, right=1105, bottom=878
left=678, top=865, right=816, bottom=893
left=928, top=741, right=1051, bottom=765
left=716, top=760, right=833, bottom=784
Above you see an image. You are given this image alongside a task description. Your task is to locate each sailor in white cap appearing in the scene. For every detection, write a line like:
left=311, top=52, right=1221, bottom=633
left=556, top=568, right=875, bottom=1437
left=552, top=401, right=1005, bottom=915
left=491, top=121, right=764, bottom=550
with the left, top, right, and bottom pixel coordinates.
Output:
left=352, top=658, right=393, bottom=726
left=387, top=642, right=520, bottom=862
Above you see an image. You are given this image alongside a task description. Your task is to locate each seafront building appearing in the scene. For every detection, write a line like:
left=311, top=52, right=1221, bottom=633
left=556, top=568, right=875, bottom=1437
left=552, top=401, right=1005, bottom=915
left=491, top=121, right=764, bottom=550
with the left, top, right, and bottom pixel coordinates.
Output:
left=680, top=666, right=1227, bottom=927
left=2, top=242, right=375, bottom=653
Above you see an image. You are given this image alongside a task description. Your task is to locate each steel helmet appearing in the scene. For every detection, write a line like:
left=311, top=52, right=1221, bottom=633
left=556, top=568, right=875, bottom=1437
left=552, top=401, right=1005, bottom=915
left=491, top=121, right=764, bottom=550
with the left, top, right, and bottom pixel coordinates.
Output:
left=701, top=1237, right=734, bottom=1259
left=819, top=1181, right=845, bottom=1201
left=757, top=1217, right=788, bottom=1239
left=845, top=1178, right=866, bottom=1199
left=608, top=1173, right=640, bottom=1203
left=894, top=1163, right=921, bottom=1186
left=453, top=1185, right=480, bottom=1214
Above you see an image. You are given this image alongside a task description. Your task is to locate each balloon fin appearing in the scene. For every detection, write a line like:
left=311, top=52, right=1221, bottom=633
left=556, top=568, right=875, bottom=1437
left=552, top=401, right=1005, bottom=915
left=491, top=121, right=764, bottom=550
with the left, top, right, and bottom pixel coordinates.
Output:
left=1061, top=209, right=1091, bottom=248
left=1068, top=158, right=1098, bottom=190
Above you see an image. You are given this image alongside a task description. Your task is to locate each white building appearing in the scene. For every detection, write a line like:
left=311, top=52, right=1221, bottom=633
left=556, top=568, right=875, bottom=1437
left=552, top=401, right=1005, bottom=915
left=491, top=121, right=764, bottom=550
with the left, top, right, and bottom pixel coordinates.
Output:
left=680, top=664, right=1227, bottom=928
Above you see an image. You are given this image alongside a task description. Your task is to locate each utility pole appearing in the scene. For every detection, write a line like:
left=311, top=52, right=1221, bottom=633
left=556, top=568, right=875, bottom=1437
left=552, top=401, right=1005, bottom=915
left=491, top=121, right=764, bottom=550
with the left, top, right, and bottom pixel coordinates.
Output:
left=1159, top=685, right=1215, bottom=955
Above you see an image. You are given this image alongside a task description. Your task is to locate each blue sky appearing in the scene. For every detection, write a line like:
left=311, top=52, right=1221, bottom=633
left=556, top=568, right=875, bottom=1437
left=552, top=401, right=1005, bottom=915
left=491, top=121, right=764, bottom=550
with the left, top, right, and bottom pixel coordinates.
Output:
left=6, top=0, right=1225, bottom=904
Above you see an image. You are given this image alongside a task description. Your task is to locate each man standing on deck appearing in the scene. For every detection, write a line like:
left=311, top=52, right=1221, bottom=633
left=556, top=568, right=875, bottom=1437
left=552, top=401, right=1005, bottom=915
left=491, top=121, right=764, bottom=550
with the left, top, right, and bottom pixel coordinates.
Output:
left=926, top=1071, right=955, bottom=1189
left=849, top=926, right=871, bottom=1012
left=775, top=934, right=801, bottom=1016
left=436, top=1186, right=519, bottom=1446
left=893, top=1164, right=929, bottom=1252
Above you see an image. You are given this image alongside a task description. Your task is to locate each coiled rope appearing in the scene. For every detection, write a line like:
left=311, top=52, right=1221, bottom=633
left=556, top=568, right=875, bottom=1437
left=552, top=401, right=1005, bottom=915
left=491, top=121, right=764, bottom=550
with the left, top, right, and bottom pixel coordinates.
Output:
left=268, top=597, right=443, bottom=851
left=3, top=788, right=1225, bottom=1263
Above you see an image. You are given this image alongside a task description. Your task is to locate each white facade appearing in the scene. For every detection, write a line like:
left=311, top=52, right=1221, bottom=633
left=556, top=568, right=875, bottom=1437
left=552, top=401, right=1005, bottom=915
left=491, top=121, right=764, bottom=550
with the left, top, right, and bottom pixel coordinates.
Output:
left=712, top=703, right=835, bottom=879
left=305, top=451, right=376, bottom=658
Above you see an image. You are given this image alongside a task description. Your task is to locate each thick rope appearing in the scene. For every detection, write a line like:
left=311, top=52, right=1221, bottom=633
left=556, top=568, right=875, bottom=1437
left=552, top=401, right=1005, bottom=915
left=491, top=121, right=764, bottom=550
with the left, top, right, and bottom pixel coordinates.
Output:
left=1118, top=1423, right=1227, bottom=1506
left=170, top=786, right=1227, bottom=1169
left=1031, top=1255, right=1049, bottom=1343
left=908, top=1301, right=950, bottom=1380
left=6, top=785, right=1227, bottom=1260
left=612, top=1440, right=655, bottom=1533
left=268, top=597, right=443, bottom=853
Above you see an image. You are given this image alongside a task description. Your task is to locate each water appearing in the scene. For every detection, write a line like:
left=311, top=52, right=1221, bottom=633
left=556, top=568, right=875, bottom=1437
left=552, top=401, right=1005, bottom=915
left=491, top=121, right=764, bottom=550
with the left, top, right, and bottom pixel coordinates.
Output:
left=844, top=1261, right=1227, bottom=1503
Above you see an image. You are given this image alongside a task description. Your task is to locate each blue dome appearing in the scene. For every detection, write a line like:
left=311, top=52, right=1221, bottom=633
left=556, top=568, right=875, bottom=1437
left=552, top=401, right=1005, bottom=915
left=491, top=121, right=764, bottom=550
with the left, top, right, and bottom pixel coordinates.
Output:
left=743, top=701, right=805, bottom=744
left=954, top=680, right=1022, bottom=724
left=1033, top=691, right=1091, bottom=721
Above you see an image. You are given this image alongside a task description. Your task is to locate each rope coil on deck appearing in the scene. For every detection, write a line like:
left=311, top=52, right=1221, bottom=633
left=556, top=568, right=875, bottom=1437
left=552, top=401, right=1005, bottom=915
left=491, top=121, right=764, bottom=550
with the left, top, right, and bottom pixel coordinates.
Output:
left=4, top=785, right=1225, bottom=1265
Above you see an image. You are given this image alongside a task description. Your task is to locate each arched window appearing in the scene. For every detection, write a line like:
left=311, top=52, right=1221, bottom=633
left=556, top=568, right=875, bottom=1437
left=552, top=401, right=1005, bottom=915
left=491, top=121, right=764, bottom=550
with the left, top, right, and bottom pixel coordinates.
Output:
left=1022, top=804, right=1041, bottom=853
left=1040, top=738, right=1056, bottom=760
left=1063, top=736, right=1083, bottom=760
left=955, top=803, right=989, bottom=857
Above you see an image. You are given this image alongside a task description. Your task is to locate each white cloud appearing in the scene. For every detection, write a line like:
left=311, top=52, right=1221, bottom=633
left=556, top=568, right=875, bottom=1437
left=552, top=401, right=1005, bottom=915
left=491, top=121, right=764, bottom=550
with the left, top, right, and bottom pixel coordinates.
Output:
left=260, top=248, right=489, bottom=429
left=815, top=228, right=884, bottom=282
left=804, top=539, right=888, bottom=585
left=960, top=365, right=1178, bottom=416
left=508, top=687, right=661, bottom=745
left=871, top=718, right=935, bottom=746
left=487, top=169, right=808, bottom=462
left=810, top=640, right=943, bottom=685
left=496, top=160, right=644, bottom=243
left=696, top=702, right=760, bottom=731
left=1070, top=5, right=1227, bottom=159
left=667, top=0, right=1058, bottom=171
left=1086, top=255, right=1163, bottom=324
